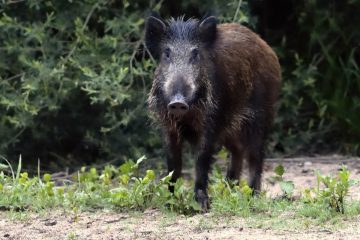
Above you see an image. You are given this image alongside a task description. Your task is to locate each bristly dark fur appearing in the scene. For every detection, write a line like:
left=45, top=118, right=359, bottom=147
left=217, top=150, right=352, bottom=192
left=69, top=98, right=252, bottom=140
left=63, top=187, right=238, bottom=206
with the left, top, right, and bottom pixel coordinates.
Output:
left=145, top=15, right=281, bottom=211
left=165, top=17, right=199, bottom=42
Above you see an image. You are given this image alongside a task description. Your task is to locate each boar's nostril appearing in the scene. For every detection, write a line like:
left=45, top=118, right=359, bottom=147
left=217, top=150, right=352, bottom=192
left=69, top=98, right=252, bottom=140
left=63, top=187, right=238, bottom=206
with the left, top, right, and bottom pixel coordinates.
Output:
left=167, top=101, right=189, bottom=115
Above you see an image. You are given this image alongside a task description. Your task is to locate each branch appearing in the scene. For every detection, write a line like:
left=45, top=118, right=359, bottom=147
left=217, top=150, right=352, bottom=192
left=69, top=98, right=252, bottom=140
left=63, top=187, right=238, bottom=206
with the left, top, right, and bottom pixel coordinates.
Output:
left=61, top=2, right=99, bottom=64
left=233, top=0, right=243, bottom=22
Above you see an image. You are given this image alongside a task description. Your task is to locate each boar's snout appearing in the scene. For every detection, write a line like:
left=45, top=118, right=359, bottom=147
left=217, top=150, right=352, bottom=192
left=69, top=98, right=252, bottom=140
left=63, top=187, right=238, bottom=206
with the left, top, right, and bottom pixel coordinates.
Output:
left=167, top=94, right=189, bottom=116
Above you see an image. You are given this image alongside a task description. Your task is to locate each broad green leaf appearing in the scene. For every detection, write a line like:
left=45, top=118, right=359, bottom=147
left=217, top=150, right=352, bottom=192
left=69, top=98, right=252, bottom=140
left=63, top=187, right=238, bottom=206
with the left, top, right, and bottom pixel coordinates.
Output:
left=280, top=181, right=295, bottom=196
left=43, top=173, right=52, bottom=182
left=274, top=164, right=285, bottom=177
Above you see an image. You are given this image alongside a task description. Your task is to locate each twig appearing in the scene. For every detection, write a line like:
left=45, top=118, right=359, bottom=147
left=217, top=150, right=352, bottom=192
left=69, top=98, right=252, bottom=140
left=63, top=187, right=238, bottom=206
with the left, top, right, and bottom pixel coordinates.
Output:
left=233, top=0, right=243, bottom=22
left=3, top=128, right=25, bottom=147
left=126, top=38, right=144, bottom=90
left=2, top=72, right=24, bottom=82
left=143, top=44, right=156, bottom=64
left=61, top=2, right=99, bottom=64
left=5, top=0, right=26, bottom=5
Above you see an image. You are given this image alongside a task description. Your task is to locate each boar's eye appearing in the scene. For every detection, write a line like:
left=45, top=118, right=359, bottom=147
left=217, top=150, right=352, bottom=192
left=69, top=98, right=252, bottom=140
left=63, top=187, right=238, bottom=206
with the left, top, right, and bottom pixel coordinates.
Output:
left=190, top=48, right=199, bottom=63
left=163, top=48, right=171, bottom=60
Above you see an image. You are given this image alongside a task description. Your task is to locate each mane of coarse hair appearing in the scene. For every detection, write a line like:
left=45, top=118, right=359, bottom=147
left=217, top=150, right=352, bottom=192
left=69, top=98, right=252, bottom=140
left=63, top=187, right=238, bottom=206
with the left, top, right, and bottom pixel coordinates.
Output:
left=165, top=16, right=199, bottom=42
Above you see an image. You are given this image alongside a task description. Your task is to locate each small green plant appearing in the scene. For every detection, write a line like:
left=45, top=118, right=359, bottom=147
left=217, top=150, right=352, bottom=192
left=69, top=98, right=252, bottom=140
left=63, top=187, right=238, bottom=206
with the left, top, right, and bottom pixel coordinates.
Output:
left=269, top=164, right=295, bottom=198
left=164, top=177, right=201, bottom=214
left=209, top=166, right=255, bottom=216
left=65, top=232, right=78, bottom=240
left=303, top=166, right=357, bottom=214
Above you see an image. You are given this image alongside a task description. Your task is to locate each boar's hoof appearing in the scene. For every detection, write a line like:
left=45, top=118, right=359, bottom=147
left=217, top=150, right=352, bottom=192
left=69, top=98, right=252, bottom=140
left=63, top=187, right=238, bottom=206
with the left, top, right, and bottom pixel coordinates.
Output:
left=195, top=189, right=210, bottom=212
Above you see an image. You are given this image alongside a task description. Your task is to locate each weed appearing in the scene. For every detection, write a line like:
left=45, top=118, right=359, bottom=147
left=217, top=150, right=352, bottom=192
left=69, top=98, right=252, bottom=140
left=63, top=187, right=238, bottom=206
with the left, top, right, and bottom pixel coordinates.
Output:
left=302, top=166, right=359, bottom=213
left=65, top=232, right=78, bottom=240
left=268, top=164, right=295, bottom=198
left=0, top=156, right=359, bottom=229
left=195, top=217, right=213, bottom=232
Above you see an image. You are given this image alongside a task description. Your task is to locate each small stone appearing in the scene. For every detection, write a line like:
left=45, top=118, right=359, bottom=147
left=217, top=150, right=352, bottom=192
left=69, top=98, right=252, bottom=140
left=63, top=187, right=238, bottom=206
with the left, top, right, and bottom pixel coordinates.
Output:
left=301, top=169, right=309, bottom=173
left=44, top=220, right=57, bottom=226
left=304, top=161, right=312, bottom=168
left=302, top=161, right=313, bottom=173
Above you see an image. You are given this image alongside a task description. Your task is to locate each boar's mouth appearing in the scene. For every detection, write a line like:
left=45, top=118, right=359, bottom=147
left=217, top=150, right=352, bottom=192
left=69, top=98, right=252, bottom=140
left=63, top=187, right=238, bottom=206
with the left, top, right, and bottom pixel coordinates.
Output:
left=167, top=93, right=189, bottom=116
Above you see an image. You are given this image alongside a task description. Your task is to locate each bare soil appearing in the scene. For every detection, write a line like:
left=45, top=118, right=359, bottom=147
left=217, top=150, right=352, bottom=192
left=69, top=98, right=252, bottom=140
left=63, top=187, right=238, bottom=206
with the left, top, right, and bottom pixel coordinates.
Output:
left=1, top=155, right=360, bottom=240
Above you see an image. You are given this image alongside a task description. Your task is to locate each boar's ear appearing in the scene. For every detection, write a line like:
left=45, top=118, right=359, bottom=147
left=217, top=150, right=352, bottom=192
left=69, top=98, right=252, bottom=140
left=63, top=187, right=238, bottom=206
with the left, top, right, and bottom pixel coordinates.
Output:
left=199, top=16, right=217, bottom=47
left=145, top=14, right=166, bottom=59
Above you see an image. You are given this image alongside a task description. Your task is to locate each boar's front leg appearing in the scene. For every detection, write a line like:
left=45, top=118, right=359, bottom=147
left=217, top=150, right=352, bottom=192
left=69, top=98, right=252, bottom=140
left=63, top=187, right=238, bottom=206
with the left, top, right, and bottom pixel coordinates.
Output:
left=165, top=131, right=183, bottom=193
left=194, top=134, right=216, bottom=211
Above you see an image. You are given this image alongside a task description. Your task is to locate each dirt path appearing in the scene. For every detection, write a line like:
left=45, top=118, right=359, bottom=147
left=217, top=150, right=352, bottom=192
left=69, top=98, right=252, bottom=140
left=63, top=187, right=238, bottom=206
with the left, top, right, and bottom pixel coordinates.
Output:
left=1, top=155, right=360, bottom=240
left=1, top=210, right=360, bottom=240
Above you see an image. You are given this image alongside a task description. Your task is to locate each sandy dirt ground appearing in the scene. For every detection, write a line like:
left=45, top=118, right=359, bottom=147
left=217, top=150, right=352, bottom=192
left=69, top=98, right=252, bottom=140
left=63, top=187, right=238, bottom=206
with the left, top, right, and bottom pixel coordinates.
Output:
left=1, top=155, right=360, bottom=240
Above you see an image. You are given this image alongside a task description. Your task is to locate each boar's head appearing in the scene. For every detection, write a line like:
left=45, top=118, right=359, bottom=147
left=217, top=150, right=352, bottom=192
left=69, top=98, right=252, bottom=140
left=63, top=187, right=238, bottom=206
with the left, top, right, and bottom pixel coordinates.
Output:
left=145, top=14, right=217, bottom=116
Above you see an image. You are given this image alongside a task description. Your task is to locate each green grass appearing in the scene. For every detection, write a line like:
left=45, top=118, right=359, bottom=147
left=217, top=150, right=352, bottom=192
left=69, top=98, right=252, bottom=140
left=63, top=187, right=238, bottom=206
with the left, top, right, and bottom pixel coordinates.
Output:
left=0, top=155, right=359, bottom=230
left=65, top=233, right=78, bottom=240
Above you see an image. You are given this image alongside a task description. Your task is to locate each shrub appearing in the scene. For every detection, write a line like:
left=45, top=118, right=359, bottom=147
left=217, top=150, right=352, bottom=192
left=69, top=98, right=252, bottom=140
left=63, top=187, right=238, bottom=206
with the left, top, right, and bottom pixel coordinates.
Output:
left=0, top=0, right=359, bottom=170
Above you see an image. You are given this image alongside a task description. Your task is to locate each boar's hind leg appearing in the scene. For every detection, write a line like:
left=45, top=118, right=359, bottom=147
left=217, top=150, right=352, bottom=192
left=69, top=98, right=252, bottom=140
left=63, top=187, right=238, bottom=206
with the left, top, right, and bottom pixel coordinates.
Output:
left=247, top=110, right=272, bottom=193
left=225, top=139, right=244, bottom=182
left=247, top=142, right=265, bottom=193
left=165, top=132, right=183, bottom=193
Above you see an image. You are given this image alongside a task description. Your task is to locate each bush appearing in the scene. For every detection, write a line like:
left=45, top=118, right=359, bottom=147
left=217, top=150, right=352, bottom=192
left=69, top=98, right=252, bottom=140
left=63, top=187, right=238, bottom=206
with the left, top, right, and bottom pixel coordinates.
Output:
left=0, top=0, right=359, bottom=170
left=0, top=0, right=162, bottom=169
left=268, top=0, right=360, bottom=155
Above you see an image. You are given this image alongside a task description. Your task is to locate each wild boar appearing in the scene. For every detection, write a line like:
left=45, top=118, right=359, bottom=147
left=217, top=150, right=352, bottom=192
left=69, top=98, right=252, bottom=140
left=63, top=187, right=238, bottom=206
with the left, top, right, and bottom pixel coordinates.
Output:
left=145, top=14, right=281, bottom=210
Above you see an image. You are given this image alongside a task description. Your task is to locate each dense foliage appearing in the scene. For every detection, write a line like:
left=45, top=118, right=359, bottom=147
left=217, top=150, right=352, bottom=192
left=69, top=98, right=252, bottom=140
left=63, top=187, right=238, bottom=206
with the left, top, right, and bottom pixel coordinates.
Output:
left=0, top=0, right=359, bottom=169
